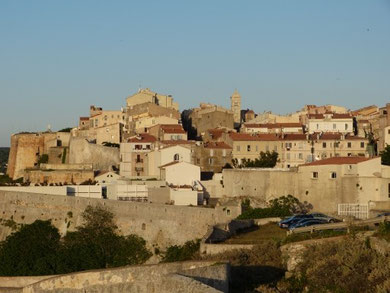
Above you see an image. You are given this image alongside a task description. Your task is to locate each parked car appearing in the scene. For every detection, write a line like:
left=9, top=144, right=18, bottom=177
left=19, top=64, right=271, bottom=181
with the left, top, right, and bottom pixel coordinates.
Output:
left=278, top=214, right=313, bottom=229
left=289, top=218, right=328, bottom=230
left=376, top=212, right=390, bottom=217
left=309, top=212, right=339, bottom=223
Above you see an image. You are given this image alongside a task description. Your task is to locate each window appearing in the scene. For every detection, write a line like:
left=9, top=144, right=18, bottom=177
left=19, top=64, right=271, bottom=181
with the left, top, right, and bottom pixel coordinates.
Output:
left=222, top=149, right=226, bottom=157
left=360, top=142, right=365, bottom=148
left=266, top=145, right=269, bottom=152
left=316, top=124, right=319, bottom=130
left=208, top=157, right=213, bottom=164
left=345, top=123, right=348, bottom=130
left=312, top=172, right=318, bottom=179
left=210, top=149, right=214, bottom=156
left=247, top=145, right=251, bottom=152
left=330, top=172, right=337, bottom=179
left=237, top=146, right=240, bottom=152
left=333, top=123, right=336, bottom=130
left=298, top=153, right=303, bottom=160
left=256, top=145, right=258, bottom=152
left=347, top=142, right=352, bottom=148
left=334, top=142, right=340, bottom=148
left=174, top=153, right=180, bottom=161
left=322, top=142, right=327, bottom=148
left=388, top=183, right=390, bottom=198
left=286, top=153, right=290, bottom=160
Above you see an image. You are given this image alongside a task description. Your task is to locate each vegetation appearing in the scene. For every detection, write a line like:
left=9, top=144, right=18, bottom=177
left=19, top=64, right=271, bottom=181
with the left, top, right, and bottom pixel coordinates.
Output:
left=232, top=151, right=278, bottom=168
left=380, top=145, right=390, bottom=165
left=162, top=239, right=200, bottom=262
left=270, top=237, right=390, bottom=293
left=0, top=147, right=9, bottom=173
left=200, top=241, right=285, bottom=292
left=237, top=195, right=312, bottom=220
left=0, top=205, right=151, bottom=276
left=0, top=174, right=23, bottom=186
left=37, top=154, right=49, bottom=164
left=374, top=221, right=390, bottom=241
left=58, top=127, right=73, bottom=132
left=102, top=142, right=120, bottom=148
left=61, top=148, right=67, bottom=164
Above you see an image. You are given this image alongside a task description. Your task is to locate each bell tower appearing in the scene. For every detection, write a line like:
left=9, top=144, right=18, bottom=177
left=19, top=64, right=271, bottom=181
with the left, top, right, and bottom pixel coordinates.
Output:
left=230, top=89, right=241, bottom=124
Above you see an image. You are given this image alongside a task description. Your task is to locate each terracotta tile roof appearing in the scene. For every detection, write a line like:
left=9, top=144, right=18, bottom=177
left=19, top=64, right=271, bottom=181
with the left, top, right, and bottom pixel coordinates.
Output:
left=127, top=133, right=157, bottom=143
left=160, top=140, right=195, bottom=145
left=207, top=128, right=229, bottom=139
left=307, top=114, right=324, bottom=119
left=300, top=156, right=372, bottom=167
left=244, top=123, right=302, bottom=129
left=204, top=142, right=232, bottom=149
left=160, top=124, right=186, bottom=133
left=282, top=134, right=307, bottom=140
left=79, top=117, right=90, bottom=120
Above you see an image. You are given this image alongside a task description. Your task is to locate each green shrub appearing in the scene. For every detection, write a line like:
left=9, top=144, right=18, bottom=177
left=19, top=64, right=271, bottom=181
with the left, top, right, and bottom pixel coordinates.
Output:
left=162, top=240, right=200, bottom=262
left=38, top=154, right=48, bottom=164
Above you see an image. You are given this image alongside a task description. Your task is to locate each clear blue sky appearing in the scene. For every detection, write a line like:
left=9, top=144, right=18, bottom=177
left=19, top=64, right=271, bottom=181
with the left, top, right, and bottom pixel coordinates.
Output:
left=1, top=0, right=390, bottom=146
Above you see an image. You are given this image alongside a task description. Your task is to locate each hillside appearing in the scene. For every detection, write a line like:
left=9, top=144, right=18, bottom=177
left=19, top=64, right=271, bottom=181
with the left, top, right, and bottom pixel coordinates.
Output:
left=0, top=147, right=10, bottom=173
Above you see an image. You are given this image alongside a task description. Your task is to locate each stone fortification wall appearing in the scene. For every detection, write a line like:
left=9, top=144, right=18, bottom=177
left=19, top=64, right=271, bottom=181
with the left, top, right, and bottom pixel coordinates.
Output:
left=1, top=261, right=229, bottom=293
left=24, top=169, right=94, bottom=185
left=7, top=134, right=44, bottom=180
left=221, top=169, right=362, bottom=214
left=0, top=191, right=239, bottom=248
left=68, top=137, right=119, bottom=170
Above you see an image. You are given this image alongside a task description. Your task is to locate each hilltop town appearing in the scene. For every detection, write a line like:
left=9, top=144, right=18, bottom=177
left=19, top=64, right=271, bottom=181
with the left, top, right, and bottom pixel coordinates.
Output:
left=1, top=88, right=390, bottom=292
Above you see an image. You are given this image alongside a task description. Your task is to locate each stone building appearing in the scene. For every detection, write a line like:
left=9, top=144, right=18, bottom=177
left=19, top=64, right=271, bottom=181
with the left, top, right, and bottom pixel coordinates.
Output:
left=377, top=103, right=390, bottom=152
left=230, top=89, right=241, bottom=125
left=306, top=112, right=354, bottom=134
left=7, top=132, right=71, bottom=180
left=241, top=123, right=304, bottom=134
left=148, top=124, right=187, bottom=141
left=189, top=104, right=234, bottom=137
left=124, top=102, right=181, bottom=136
left=223, top=132, right=369, bottom=168
left=126, top=88, right=179, bottom=111
left=194, top=142, right=233, bottom=173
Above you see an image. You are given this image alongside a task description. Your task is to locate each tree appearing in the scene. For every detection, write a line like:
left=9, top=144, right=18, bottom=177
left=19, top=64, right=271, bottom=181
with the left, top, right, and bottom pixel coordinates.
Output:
left=59, top=205, right=151, bottom=272
left=0, top=220, right=60, bottom=276
left=234, top=151, right=279, bottom=168
left=381, top=145, right=390, bottom=165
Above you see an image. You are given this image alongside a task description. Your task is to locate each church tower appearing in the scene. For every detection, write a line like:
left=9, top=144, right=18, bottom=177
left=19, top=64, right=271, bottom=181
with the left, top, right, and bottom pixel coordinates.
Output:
left=230, top=89, right=241, bottom=124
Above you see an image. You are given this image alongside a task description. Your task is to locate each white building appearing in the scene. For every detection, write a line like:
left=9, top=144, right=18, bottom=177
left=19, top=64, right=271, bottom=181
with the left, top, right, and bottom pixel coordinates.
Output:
left=159, top=161, right=201, bottom=186
left=307, top=113, right=353, bottom=134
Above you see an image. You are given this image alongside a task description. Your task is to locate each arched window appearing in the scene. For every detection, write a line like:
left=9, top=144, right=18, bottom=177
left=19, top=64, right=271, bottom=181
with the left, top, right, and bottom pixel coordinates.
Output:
left=174, top=153, right=180, bottom=161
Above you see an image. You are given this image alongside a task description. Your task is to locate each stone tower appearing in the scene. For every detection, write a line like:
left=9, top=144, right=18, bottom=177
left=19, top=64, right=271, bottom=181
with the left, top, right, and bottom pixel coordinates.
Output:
left=230, top=89, right=241, bottom=124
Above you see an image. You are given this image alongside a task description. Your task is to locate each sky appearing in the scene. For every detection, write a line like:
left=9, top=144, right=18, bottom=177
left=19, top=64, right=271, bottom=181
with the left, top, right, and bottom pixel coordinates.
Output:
left=0, top=0, right=390, bottom=146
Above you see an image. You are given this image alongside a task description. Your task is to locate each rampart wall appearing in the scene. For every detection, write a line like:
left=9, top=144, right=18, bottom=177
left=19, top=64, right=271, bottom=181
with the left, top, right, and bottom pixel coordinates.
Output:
left=0, top=261, right=229, bottom=293
left=0, top=191, right=240, bottom=248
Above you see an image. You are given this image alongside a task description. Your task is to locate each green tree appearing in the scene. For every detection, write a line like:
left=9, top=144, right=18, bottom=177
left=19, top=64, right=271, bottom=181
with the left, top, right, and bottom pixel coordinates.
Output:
left=235, top=151, right=279, bottom=168
left=381, top=145, right=390, bottom=165
left=0, top=220, right=60, bottom=276
left=162, top=240, right=200, bottom=262
left=58, top=205, right=151, bottom=272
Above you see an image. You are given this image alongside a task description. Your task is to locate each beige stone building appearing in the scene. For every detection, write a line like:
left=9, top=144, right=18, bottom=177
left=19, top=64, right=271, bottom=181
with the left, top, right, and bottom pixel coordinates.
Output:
left=134, top=116, right=179, bottom=133
left=221, top=132, right=369, bottom=168
left=126, top=88, right=179, bottom=111
left=306, top=112, right=353, bottom=134
left=241, top=123, right=304, bottom=134
left=190, top=104, right=234, bottom=137
left=194, top=142, right=233, bottom=173
left=148, top=124, right=187, bottom=141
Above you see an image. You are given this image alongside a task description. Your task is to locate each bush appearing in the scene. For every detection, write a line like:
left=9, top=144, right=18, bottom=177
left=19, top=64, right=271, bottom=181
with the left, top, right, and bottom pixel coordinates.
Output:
left=237, top=195, right=311, bottom=220
left=37, top=154, right=48, bottom=164
left=162, top=240, right=200, bottom=262
left=280, top=237, right=390, bottom=292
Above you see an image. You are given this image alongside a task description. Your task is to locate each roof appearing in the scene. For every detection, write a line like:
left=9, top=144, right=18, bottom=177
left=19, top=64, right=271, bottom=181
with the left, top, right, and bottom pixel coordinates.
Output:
left=308, top=113, right=352, bottom=119
left=127, top=133, right=157, bottom=143
left=79, top=117, right=90, bottom=120
left=160, top=124, right=186, bottom=134
left=159, top=161, right=181, bottom=168
left=300, top=156, right=372, bottom=167
left=244, top=123, right=303, bottom=129
left=204, top=142, right=232, bottom=149
left=160, top=140, right=195, bottom=145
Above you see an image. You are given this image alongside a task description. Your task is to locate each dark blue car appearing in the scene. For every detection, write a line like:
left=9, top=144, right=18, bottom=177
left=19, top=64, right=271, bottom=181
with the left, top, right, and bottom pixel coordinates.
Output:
left=278, top=214, right=313, bottom=229
left=289, top=218, right=328, bottom=230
